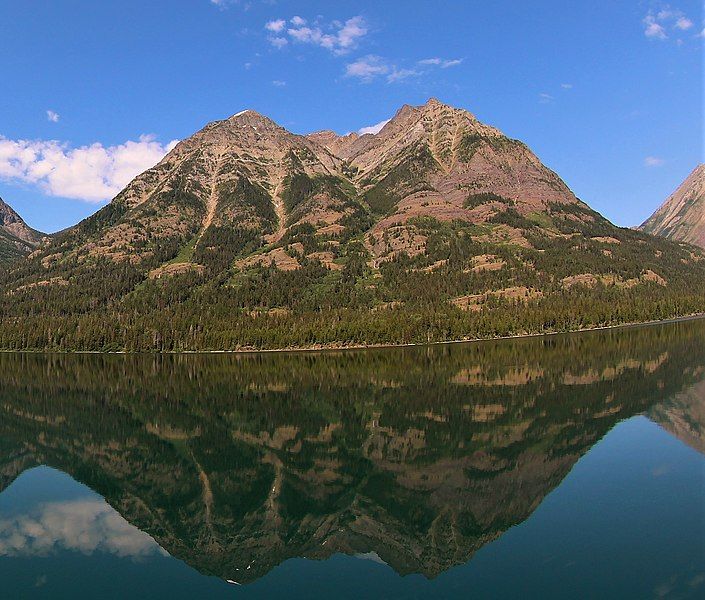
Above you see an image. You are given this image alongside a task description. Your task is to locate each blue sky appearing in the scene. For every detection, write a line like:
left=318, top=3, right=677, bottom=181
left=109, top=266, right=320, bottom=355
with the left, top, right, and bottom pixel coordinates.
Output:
left=0, top=0, right=702, bottom=233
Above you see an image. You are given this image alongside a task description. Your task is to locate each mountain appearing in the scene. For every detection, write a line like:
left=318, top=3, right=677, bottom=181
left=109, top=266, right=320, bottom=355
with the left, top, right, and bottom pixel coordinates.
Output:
left=0, top=318, right=702, bottom=583
left=649, top=378, right=705, bottom=454
left=640, top=165, right=705, bottom=249
left=0, top=197, right=44, bottom=265
left=1, top=99, right=704, bottom=351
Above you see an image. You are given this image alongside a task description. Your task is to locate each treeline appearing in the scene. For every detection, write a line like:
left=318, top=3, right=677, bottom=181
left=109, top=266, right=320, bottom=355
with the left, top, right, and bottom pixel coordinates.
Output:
left=0, top=285, right=703, bottom=352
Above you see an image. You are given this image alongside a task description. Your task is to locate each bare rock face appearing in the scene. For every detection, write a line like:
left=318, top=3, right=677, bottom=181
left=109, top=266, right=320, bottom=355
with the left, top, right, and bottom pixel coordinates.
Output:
left=306, top=129, right=361, bottom=159
left=33, top=99, right=588, bottom=268
left=0, top=197, right=42, bottom=244
left=0, top=197, right=44, bottom=265
left=640, top=165, right=705, bottom=249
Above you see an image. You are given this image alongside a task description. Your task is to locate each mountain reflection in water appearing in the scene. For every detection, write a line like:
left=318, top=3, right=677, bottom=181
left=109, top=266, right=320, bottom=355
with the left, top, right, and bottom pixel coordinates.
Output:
left=0, top=319, right=703, bottom=586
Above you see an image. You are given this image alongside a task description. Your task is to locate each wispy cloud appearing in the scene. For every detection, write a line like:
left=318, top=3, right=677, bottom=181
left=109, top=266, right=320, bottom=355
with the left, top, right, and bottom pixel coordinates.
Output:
left=266, top=15, right=367, bottom=55
left=210, top=0, right=247, bottom=9
left=345, top=55, right=391, bottom=82
left=644, top=156, right=666, bottom=167
left=418, top=57, right=463, bottom=68
left=538, top=92, right=554, bottom=104
left=268, top=36, right=288, bottom=49
left=386, top=68, right=420, bottom=83
left=0, top=134, right=178, bottom=203
left=46, top=110, right=60, bottom=123
left=561, top=83, right=573, bottom=89
left=675, top=16, right=693, bottom=30
left=271, top=79, right=286, bottom=87
left=345, top=54, right=463, bottom=84
left=344, top=55, right=420, bottom=84
left=643, top=6, right=695, bottom=40
left=358, top=118, right=391, bottom=135
left=265, top=19, right=286, bottom=33
left=644, top=13, right=668, bottom=39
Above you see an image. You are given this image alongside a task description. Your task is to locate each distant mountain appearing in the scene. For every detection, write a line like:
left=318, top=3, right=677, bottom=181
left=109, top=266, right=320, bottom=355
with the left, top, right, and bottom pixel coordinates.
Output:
left=1, top=99, right=704, bottom=350
left=0, top=197, right=43, bottom=265
left=640, top=165, right=705, bottom=249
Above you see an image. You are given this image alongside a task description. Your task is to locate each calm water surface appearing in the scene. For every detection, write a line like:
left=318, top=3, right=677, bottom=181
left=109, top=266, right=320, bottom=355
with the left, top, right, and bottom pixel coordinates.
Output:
left=0, top=320, right=704, bottom=599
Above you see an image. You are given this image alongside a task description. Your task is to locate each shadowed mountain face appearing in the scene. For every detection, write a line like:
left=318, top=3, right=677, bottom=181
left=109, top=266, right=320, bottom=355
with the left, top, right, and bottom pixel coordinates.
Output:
left=641, top=165, right=705, bottom=249
left=0, top=319, right=703, bottom=584
left=1, top=100, right=704, bottom=351
left=0, top=197, right=43, bottom=266
left=649, top=378, right=705, bottom=454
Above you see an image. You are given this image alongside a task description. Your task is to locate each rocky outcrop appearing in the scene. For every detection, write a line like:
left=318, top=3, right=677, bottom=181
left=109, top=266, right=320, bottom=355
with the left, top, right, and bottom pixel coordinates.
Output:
left=640, top=164, right=705, bottom=249
left=0, top=197, right=44, bottom=265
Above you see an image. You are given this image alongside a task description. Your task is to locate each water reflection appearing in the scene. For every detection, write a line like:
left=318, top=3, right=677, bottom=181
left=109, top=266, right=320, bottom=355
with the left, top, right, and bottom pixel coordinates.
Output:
left=0, top=319, right=703, bottom=585
left=0, top=495, right=163, bottom=559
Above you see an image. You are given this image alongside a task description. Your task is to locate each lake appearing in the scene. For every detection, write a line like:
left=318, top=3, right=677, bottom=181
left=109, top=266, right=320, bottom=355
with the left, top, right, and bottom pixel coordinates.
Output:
left=0, top=319, right=703, bottom=599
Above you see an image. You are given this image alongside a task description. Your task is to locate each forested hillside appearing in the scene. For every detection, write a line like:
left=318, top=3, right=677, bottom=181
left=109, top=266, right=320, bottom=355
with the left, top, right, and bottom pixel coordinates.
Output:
left=1, top=100, right=704, bottom=351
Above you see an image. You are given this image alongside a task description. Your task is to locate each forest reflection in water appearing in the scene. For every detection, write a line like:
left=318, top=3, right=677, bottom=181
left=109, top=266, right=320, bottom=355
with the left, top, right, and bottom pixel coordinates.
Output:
left=0, top=318, right=703, bottom=589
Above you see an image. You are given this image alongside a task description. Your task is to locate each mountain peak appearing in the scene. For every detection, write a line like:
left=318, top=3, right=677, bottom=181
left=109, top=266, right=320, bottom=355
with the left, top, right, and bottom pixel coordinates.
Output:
left=0, top=197, right=43, bottom=244
left=641, top=164, right=705, bottom=248
left=2, top=100, right=705, bottom=350
left=0, top=197, right=44, bottom=265
left=225, top=109, right=274, bottom=123
left=423, top=97, right=446, bottom=109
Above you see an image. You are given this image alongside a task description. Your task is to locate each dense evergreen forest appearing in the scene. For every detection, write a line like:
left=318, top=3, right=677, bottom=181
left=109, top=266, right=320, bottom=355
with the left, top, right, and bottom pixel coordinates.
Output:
left=0, top=216, right=704, bottom=352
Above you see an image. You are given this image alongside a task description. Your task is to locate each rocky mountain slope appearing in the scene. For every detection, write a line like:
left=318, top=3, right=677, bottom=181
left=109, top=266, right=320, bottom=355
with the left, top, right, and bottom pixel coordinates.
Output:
left=640, top=164, right=705, bottom=249
left=649, top=378, right=705, bottom=454
left=1, top=99, right=704, bottom=350
left=0, top=197, right=43, bottom=265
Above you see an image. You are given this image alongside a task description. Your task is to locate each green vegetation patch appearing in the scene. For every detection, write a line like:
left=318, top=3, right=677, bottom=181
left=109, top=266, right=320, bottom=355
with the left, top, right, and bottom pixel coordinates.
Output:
left=464, top=192, right=515, bottom=209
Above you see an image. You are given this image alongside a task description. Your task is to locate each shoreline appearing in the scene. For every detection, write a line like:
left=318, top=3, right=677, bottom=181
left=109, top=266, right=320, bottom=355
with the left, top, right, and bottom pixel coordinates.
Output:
left=1, top=312, right=703, bottom=356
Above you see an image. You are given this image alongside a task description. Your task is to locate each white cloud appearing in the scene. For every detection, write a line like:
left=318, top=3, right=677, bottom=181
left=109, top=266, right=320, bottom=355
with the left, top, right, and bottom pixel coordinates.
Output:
left=267, top=15, right=367, bottom=54
left=418, top=57, right=463, bottom=68
left=0, top=133, right=178, bottom=203
left=644, top=156, right=665, bottom=167
left=0, top=499, right=165, bottom=558
left=268, top=36, right=288, bottom=49
left=674, top=16, right=693, bottom=30
left=644, top=14, right=668, bottom=39
left=561, top=83, right=573, bottom=89
left=539, top=92, right=554, bottom=104
left=643, top=6, right=696, bottom=40
left=358, top=118, right=390, bottom=135
left=272, top=79, right=286, bottom=86
left=345, top=55, right=390, bottom=81
left=46, top=110, right=60, bottom=123
left=417, top=56, right=463, bottom=69
left=386, top=68, right=419, bottom=83
left=334, top=16, right=367, bottom=52
left=344, top=55, right=420, bottom=84
left=265, top=19, right=286, bottom=33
